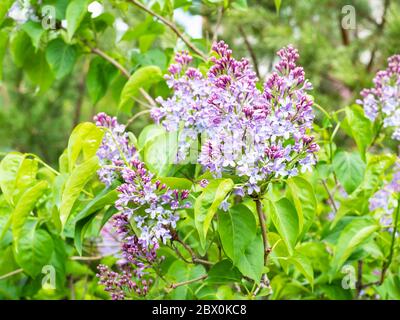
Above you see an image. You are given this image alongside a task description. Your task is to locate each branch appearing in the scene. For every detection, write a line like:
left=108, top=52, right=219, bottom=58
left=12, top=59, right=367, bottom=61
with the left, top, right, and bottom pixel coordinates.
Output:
left=255, top=198, right=270, bottom=265
left=0, top=268, right=23, bottom=281
left=173, top=235, right=213, bottom=266
left=212, top=7, right=224, bottom=44
left=321, top=179, right=338, bottom=213
left=128, top=0, right=207, bottom=61
left=90, top=47, right=157, bottom=106
left=167, top=275, right=208, bottom=291
left=238, top=25, right=261, bottom=79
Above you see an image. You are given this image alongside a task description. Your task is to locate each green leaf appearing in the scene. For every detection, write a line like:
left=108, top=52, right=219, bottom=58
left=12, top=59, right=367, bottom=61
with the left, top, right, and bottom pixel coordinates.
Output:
left=195, top=179, right=234, bottom=251
left=66, top=0, right=89, bottom=40
left=137, top=124, right=165, bottom=150
left=60, top=156, right=99, bottom=228
left=286, top=176, right=317, bottom=240
left=0, top=30, right=8, bottom=80
left=333, top=151, right=366, bottom=194
left=345, top=105, right=373, bottom=160
left=67, top=122, right=104, bottom=171
left=118, top=66, right=162, bottom=112
left=14, top=223, right=54, bottom=277
left=24, top=50, right=54, bottom=92
left=0, top=153, right=24, bottom=205
left=142, top=130, right=177, bottom=176
left=10, top=30, right=34, bottom=67
left=86, top=56, right=118, bottom=104
left=331, top=218, right=378, bottom=275
left=167, top=260, right=206, bottom=299
left=236, top=234, right=264, bottom=282
left=218, top=203, right=257, bottom=265
left=0, top=0, right=13, bottom=26
left=207, top=260, right=242, bottom=284
left=74, top=187, right=118, bottom=255
left=21, top=21, right=45, bottom=50
left=268, top=198, right=299, bottom=255
left=12, top=181, right=48, bottom=241
left=289, top=252, right=314, bottom=288
left=46, top=39, right=78, bottom=79
left=231, top=0, right=248, bottom=10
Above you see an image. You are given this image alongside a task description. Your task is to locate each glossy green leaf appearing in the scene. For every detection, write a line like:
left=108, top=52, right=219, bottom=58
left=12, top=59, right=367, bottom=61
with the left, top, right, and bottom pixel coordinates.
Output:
left=21, top=21, right=44, bottom=50
left=86, top=57, right=118, bottom=104
left=66, top=0, right=89, bottom=40
left=24, top=50, right=54, bottom=92
left=333, top=151, right=366, bottom=194
left=10, top=30, right=34, bottom=67
left=345, top=104, right=373, bottom=160
left=218, top=204, right=256, bottom=265
left=207, top=260, right=242, bottom=284
left=156, top=177, right=193, bottom=190
left=14, top=223, right=54, bottom=277
left=67, top=122, right=104, bottom=171
left=289, top=252, right=314, bottom=288
left=236, top=234, right=264, bottom=282
left=118, top=66, right=162, bottom=112
left=0, top=153, right=24, bottom=205
left=142, top=130, right=177, bottom=176
left=12, top=181, right=48, bottom=241
left=331, top=218, right=378, bottom=274
left=286, top=176, right=317, bottom=240
left=195, top=178, right=234, bottom=251
left=269, top=198, right=299, bottom=255
left=0, top=0, right=13, bottom=26
left=60, top=156, right=99, bottom=228
left=46, top=39, right=78, bottom=79
left=74, top=187, right=118, bottom=255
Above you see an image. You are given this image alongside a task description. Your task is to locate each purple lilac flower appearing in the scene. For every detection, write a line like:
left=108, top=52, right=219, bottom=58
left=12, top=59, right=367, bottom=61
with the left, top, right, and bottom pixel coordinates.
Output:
left=94, top=113, right=191, bottom=299
left=152, top=41, right=319, bottom=194
left=357, top=55, right=400, bottom=140
left=369, top=161, right=400, bottom=228
left=94, top=112, right=137, bottom=186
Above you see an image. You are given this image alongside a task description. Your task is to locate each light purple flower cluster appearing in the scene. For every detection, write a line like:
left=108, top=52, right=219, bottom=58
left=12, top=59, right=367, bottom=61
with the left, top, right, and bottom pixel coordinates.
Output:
left=369, top=161, right=400, bottom=228
left=96, top=264, right=153, bottom=300
left=94, top=112, right=137, bottom=186
left=357, top=55, right=400, bottom=140
left=152, top=41, right=319, bottom=194
left=94, top=113, right=191, bottom=299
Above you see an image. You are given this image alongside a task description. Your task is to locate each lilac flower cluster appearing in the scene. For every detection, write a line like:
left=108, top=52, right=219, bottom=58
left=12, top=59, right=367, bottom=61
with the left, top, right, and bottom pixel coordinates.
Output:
left=357, top=55, right=400, bottom=140
left=97, top=264, right=153, bottom=300
left=152, top=42, right=319, bottom=194
left=94, top=113, right=191, bottom=299
left=94, top=112, right=136, bottom=186
left=369, top=161, right=400, bottom=228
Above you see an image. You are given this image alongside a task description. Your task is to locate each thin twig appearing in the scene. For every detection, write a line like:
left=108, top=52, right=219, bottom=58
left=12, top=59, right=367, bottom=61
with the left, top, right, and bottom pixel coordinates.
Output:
left=238, top=25, right=261, bottom=79
left=0, top=268, right=23, bottom=281
left=128, top=0, right=207, bottom=60
left=169, top=275, right=208, bottom=290
left=255, top=198, right=270, bottom=265
left=173, top=236, right=213, bottom=266
left=321, top=179, right=338, bottom=213
left=212, top=7, right=224, bottom=44
left=91, top=47, right=157, bottom=106
left=126, top=109, right=151, bottom=127
left=91, top=47, right=130, bottom=78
